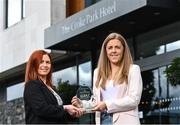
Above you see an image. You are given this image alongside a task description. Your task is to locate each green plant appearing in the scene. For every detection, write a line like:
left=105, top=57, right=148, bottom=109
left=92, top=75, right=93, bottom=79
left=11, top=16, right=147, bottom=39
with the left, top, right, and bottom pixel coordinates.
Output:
left=56, top=79, right=79, bottom=104
left=164, top=57, right=180, bottom=86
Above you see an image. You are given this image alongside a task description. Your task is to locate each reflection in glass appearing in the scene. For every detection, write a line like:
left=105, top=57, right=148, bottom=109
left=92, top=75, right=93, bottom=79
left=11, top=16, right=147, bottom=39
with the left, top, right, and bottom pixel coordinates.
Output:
left=7, top=82, right=24, bottom=101
left=167, top=40, right=180, bottom=52
left=136, top=38, right=164, bottom=59
left=164, top=63, right=180, bottom=123
left=79, top=61, right=91, bottom=87
left=52, top=66, right=78, bottom=106
left=168, top=62, right=180, bottom=97
left=78, top=61, right=94, bottom=124
left=159, top=67, right=167, bottom=98
left=52, top=66, right=77, bottom=87
left=156, top=45, right=165, bottom=55
left=136, top=38, right=180, bottom=59
left=85, top=0, right=101, bottom=7
left=139, top=70, right=156, bottom=118
left=140, top=66, right=180, bottom=124
left=153, top=69, right=159, bottom=98
left=7, top=0, right=22, bottom=27
left=169, top=85, right=180, bottom=98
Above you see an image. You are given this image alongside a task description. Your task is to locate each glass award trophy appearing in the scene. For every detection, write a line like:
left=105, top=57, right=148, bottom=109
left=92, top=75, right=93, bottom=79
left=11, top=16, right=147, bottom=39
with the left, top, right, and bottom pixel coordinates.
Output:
left=76, top=85, right=97, bottom=113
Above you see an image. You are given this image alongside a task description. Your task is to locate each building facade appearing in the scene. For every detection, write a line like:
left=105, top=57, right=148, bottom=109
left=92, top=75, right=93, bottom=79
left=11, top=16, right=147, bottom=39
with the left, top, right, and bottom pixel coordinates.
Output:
left=0, top=0, right=180, bottom=124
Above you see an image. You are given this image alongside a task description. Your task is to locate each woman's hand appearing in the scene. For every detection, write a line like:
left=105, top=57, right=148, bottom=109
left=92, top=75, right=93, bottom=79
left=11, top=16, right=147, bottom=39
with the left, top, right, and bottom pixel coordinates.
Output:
left=92, top=101, right=107, bottom=112
left=63, top=105, right=84, bottom=117
left=71, top=96, right=82, bottom=108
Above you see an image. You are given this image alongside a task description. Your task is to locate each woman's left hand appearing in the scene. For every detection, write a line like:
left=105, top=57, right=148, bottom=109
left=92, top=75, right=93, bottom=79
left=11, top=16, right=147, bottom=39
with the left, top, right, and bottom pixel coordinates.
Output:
left=92, top=101, right=107, bottom=112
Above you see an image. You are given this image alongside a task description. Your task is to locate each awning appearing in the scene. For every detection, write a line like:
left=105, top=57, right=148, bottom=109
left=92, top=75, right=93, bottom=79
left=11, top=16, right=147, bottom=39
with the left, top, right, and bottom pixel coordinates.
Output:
left=44, top=0, right=180, bottom=51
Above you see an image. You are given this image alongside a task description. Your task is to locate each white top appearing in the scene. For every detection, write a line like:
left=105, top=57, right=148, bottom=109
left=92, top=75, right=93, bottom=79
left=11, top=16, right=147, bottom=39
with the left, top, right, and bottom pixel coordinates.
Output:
left=93, top=64, right=143, bottom=124
left=101, top=80, right=128, bottom=108
left=48, top=86, right=63, bottom=105
left=101, top=80, right=119, bottom=102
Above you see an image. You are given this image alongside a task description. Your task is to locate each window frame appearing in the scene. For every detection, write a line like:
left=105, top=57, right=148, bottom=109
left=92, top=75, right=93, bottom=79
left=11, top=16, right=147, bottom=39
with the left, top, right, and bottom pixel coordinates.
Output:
left=5, top=0, right=24, bottom=28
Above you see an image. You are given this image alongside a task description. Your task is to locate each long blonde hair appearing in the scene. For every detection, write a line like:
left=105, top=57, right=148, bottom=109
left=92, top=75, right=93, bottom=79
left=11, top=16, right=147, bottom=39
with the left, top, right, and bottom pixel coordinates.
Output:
left=96, top=33, right=133, bottom=89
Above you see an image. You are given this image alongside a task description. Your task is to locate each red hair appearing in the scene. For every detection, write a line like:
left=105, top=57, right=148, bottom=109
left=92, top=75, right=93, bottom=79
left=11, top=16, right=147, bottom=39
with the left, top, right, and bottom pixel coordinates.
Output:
left=25, top=50, right=53, bottom=87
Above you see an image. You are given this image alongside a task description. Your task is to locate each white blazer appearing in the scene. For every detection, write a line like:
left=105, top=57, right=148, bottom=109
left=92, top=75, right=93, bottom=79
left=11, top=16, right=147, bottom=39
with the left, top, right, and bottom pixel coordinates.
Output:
left=93, top=64, right=143, bottom=125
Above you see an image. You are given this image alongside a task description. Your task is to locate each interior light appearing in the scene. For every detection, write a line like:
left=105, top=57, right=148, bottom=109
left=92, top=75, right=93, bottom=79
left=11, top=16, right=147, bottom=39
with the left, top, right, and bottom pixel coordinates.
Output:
left=128, top=21, right=135, bottom=25
left=153, top=12, right=160, bottom=16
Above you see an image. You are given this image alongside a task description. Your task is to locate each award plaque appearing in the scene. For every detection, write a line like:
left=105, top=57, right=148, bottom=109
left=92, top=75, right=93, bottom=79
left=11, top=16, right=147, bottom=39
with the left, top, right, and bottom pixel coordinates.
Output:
left=76, top=85, right=97, bottom=113
left=76, top=85, right=92, bottom=100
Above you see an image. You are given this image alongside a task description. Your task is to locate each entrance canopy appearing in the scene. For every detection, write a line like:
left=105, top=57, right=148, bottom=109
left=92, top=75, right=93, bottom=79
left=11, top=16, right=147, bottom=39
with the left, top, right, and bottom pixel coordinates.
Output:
left=45, top=0, right=180, bottom=51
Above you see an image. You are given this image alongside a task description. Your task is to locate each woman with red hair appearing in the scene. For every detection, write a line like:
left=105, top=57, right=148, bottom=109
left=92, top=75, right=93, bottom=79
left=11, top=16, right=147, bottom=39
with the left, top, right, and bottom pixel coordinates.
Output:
left=24, top=50, right=83, bottom=124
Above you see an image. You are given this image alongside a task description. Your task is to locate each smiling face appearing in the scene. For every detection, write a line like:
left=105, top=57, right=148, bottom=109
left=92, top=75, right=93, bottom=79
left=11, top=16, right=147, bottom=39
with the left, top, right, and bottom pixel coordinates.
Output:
left=106, top=39, right=124, bottom=65
left=38, top=54, right=51, bottom=78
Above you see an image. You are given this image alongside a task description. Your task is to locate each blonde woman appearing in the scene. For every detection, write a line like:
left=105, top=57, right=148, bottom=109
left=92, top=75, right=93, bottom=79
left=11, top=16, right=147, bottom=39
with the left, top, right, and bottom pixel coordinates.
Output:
left=72, top=33, right=143, bottom=125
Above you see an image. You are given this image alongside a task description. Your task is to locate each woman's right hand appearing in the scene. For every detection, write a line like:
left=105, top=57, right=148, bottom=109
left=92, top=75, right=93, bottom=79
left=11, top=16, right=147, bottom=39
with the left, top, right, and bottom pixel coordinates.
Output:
left=71, top=96, right=82, bottom=108
left=63, top=105, right=84, bottom=117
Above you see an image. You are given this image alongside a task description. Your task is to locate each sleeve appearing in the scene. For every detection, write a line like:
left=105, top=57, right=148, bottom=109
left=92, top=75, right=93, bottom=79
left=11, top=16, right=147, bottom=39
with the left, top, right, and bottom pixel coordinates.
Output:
left=93, top=68, right=98, bottom=96
left=24, top=81, right=69, bottom=119
left=105, top=65, right=143, bottom=113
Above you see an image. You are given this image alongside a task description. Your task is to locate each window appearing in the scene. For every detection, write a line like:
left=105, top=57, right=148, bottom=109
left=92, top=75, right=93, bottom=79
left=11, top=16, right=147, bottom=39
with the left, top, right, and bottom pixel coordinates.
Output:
left=139, top=66, right=180, bottom=124
left=52, top=66, right=78, bottom=105
left=52, top=60, right=94, bottom=124
left=166, top=40, right=180, bottom=52
left=7, top=82, right=24, bottom=101
left=78, top=61, right=94, bottom=124
left=52, top=66, right=77, bottom=87
left=85, top=0, right=101, bottom=7
left=66, top=0, right=85, bottom=17
left=5, top=0, right=24, bottom=28
left=79, top=61, right=92, bottom=87
left=66, top=0, right=101, bottom=17
left=136, top=39, right=180, bottom=59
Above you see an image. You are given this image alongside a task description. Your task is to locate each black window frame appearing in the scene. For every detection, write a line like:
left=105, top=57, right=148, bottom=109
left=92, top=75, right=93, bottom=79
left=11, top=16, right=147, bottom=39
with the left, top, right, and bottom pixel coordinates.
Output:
left=5, top=0, right=24, bottom=28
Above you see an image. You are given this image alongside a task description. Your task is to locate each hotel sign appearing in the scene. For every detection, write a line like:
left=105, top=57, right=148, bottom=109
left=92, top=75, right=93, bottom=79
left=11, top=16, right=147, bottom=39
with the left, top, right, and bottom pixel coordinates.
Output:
left=45, top=0, right=146, bottom=48
left=62, top=1, right=117, bottom=35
